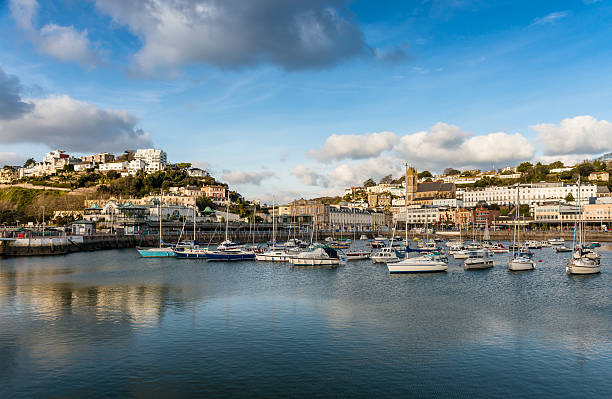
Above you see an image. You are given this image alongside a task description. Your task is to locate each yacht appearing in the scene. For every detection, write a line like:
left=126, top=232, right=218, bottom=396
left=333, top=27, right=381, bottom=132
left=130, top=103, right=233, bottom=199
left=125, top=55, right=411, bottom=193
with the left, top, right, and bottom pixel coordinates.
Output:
left=487, top=243, right=509, bottom=253
left=526, top=240, right=542, bottom=249
left=387, top=254, right=448, bottom=274
left=508, top=186, right=535, bottom=271
left=255, top=248, right=293, bottom=262
left=346, top=249, right=371, bottom=260
left=137, top=203, right=175, bottom=258
left=371, top=247, right=400, bottom=263
left=556, top=245, right=572, bottom=253
left=464, top=250, right=494, bottom=270
left=548, top=237, right=565, bottom=245
left=291, top=247, right=344, bottom=266
left=566, top=177, right=600, bottom=275
left=360, top=234, right=369, bottom=241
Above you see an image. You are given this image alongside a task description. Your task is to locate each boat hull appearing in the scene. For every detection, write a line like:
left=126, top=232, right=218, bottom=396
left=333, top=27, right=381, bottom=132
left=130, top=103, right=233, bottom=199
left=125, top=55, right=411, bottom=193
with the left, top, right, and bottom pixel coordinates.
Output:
left=255, top=253, right=292, bottom=262
left=137, top=248, right=175, bottom=257
left=206, top=252, right=255, bottom=261
left=465, top=260, right=494, bottom=270
left=387, top=263, right=448, bottom=273
left=290, top=259, right=339, bottom=266
left=508, top=259, right=535, bottom=271
left=566, top=260, right=600, bottom=275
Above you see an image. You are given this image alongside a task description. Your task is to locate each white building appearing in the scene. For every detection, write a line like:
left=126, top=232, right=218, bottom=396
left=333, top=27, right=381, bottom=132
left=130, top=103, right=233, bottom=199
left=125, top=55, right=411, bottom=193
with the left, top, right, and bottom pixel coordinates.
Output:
left=328, top=205, right=385, bottom=230
left=135, top=148, right=167, bottom=165
left=187, top=167, right=208, bottom=177
left=462, top=183, right=599, bottom=207
left=99, top=162, right=128, bottom=172
left=393, top=205, right=440, bottom=226
left=145, top=162, right=166, bottom=173
left=432, top=198, right=463, bottom=208
left=128, top=159, right=146, bottom=172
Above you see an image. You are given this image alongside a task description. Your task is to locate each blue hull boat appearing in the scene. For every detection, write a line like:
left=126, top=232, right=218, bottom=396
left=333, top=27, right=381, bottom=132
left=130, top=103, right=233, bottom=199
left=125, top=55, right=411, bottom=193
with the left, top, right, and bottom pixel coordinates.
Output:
left=205, top=251, right=255, bottom=261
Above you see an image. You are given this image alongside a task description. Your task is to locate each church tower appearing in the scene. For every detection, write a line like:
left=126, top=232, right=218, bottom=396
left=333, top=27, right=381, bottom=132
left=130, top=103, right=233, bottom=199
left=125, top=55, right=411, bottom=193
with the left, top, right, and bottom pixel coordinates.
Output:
left=405, top=166, right=417, bottom=202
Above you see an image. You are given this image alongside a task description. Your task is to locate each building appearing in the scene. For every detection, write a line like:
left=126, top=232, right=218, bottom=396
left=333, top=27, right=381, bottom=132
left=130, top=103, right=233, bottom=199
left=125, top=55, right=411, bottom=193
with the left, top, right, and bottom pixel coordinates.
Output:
left=367, top=193, right=391, bottom=208
left=82, top=153, right=114, bottom=164
left=583, top=203, right=612, bottom=223
left=281, top=199, right=330, bottom=228
left=589, top=171, right=609, bottom=182
left=473, top=206, right=500, bottom=227
left=187, top=167, right=208, bottom=177
left=328, top=205, right=384, bottom=231
left=128, top=159, right=147, bottom=172
left=533, top=203, right=578, bottom=224
left=393, top=205, right=440, bottom=227
left=74, top=163, right=95, bottom=172
left=71, top=220, right=96, bottom=235
left=0, top=166, right=18, bottom=183
left=99, top=162, right=128, bottom=172
left=201, top=185, right=227, bottom=200
left=462, top=183, right=600, bottom=207
left=135, top=148, right=167, bottom=165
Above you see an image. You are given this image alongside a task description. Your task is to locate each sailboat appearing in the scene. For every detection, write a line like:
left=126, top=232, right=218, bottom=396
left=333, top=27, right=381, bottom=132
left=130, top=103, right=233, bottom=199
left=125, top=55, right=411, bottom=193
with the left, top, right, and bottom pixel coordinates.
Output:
left=566, top=177, right=600, bottom=275
left=137, top=201, right=176, bottom=257
left=256, top=199, right=293, bottom=262
left=388, top=163, right=448, bottom=274
left=508, top=185, right=535, bottom=271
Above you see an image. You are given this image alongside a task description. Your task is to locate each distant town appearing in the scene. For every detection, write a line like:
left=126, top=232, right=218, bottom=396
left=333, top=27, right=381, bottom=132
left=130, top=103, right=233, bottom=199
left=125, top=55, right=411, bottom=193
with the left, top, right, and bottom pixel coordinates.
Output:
left=1, top=149, right=612, bottom=235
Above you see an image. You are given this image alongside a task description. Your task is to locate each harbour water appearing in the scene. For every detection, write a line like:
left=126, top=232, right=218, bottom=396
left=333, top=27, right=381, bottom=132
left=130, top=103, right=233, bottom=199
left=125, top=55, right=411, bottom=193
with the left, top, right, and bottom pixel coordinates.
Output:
left=1, top=244, right=611, bottom=398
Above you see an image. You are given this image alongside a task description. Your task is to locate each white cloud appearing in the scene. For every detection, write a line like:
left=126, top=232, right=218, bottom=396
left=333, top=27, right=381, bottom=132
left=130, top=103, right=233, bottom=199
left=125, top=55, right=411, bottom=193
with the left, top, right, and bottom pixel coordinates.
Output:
left=308, top=131, right=399, bottom=162
left=292, top=165, right=330, bottom=187
left=533, top=115, right=612, bottom=156
left=10, top=0, right=100, bottom=67
left=222, top=170, right=275, bottom=185
left=0, top=95, right=152, bottom=153
left=93, top=0, right=368, bottom=76
left=396, top=123, right=536, bottom=170
left=329, top=156, right=403, bottom=187
left=0, top=152, right=25, bottom=167
left=532, top=11, right=569, bottom=26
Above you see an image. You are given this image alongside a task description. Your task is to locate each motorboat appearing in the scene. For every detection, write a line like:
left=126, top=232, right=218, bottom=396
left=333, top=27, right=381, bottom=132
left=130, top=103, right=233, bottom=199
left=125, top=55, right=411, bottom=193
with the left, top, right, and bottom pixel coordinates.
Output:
left=371, top=237, right=388, bottom=248
left=255, top=248, right=293, bottom=262
left=346, top=249, right=371, bottom=260
left=387, top=254, right=448, bottom=274
left=453, top=249, right=472, bottom=259
left=556, top=245, right=572, bottom=253
left=540, top=241, right=552, bottom=247
left=360, top=235, right=369, bottom=241
left=447, top=243, right=464, bottom=255
left=328, top=240, right=351, bottom=249
left=525, top=240, right=542, bottom=249
left=290, top=247, right=344, bottom=266
left=464, top=250, right=494, bottom=270
left=217, top=239, right=241, bottom=251
left=487, top=243, right=509, bottom=253
left=548, top=237, right=565, bottom=245
left=371, top=247, right=400, bottom=263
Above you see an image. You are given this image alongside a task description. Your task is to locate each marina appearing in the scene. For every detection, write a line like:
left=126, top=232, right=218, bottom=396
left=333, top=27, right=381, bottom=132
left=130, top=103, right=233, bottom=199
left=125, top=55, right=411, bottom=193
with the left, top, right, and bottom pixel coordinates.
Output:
left=0, top=244, right=610, bottom=398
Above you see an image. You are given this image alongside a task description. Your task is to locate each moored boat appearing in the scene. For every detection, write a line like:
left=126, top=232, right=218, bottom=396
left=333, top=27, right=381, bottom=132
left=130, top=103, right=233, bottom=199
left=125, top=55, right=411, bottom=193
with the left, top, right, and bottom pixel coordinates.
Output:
left=371, top=247, right=400, bottom=263
left=291, top=247, right=344, bottom=266
left=387, top=254, right=448, bottom=274
left=464, top=250, right=494, bottom=270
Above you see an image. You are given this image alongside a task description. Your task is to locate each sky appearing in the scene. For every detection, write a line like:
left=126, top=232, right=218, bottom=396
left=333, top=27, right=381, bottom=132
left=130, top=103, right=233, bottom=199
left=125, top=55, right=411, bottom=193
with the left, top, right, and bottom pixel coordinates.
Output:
left=2, top=0, right=612, bottom=203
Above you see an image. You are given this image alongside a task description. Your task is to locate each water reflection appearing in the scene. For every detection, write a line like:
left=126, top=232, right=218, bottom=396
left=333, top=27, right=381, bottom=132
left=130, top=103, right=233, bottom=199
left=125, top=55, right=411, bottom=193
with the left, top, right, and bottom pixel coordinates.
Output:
left=0, top=248, right=611, bottom=398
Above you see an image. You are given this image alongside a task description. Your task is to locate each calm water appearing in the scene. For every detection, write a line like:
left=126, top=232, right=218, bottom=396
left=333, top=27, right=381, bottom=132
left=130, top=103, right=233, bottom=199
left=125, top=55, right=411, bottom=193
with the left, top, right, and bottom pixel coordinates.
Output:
left=1, top=243, right=611, bottom=398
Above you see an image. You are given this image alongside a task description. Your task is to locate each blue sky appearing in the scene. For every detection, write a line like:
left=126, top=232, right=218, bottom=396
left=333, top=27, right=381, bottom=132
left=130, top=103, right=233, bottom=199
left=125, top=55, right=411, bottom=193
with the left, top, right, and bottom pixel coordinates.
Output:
left=1, top=0, right=612, bottom=202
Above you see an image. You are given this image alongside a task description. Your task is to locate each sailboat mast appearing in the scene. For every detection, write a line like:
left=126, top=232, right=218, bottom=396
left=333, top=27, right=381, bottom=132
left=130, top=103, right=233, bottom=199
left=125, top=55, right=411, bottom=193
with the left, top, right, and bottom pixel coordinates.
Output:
left=512, top=185, right=519, bottom=258
left=159, top=201, right=162, bottom=248
left=225, top=203, right=229, bottom=242
left=404, top=163, right=408, bottom=248
left=193, top=198, right=196, bottom=242
left=272, top=198, right=276, bottom=244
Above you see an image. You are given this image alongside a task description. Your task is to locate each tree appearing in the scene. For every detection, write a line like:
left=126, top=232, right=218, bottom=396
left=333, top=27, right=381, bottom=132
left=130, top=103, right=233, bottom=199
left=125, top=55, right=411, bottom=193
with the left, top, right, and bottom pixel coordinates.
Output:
left=548, top=161, right=564, bottom=169
left=565, top=192, right=575, bottom=202
left=418, top=171, right=432, bottom=179
left=363, top=178, right=376, bottom=187
left=62, top=164, right=74, bottom=172
left=24, top=158, right=36, bottom=168
left=517, top=162, right=533, bottom=173
left=379, top=174, right=393, bottom=184
left=117, top=150, right=135, bottom=162
left=444, top=168, right=460, bottom=176
left=575, top=162, right=594, bottom=177
left=106, top=170, right=120, bottom=180
left=176, top=162, right=192, bottom=169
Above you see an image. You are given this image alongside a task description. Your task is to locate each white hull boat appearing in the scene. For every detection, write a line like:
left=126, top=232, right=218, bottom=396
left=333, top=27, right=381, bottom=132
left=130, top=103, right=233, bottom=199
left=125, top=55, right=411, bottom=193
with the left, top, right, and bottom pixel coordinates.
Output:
left=291, top=247, right=344, bottom=266
left=346, top=250, right=371, bottom=261
left=508, top=257, right=536, bottom=271
left=255, top=250, right=293, bottom=262
left=566, top=258, right=600, bottom=275
left=387, top=256, right=448, bottom=274
left=464, top=251, right=494, bottom=270
left=371, top=247, right=399, bottom=263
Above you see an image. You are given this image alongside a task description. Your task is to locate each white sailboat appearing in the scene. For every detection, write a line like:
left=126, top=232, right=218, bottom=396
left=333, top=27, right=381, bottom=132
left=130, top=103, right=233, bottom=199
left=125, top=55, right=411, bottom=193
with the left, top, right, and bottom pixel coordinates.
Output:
left=256, top=198, right=292, bottom=262
left=508, top=185, right=535, bottom=271
left=137, top=201, right=176, bottom=257
left=387, top=163, right=447, bottom=274
left=566, top=177, right=600, bottom=275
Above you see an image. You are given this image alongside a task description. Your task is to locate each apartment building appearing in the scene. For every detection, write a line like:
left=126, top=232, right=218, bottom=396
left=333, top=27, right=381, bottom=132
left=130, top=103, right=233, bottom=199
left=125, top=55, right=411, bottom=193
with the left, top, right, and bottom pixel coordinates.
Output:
left=462, top=183, right=599, bottom=207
